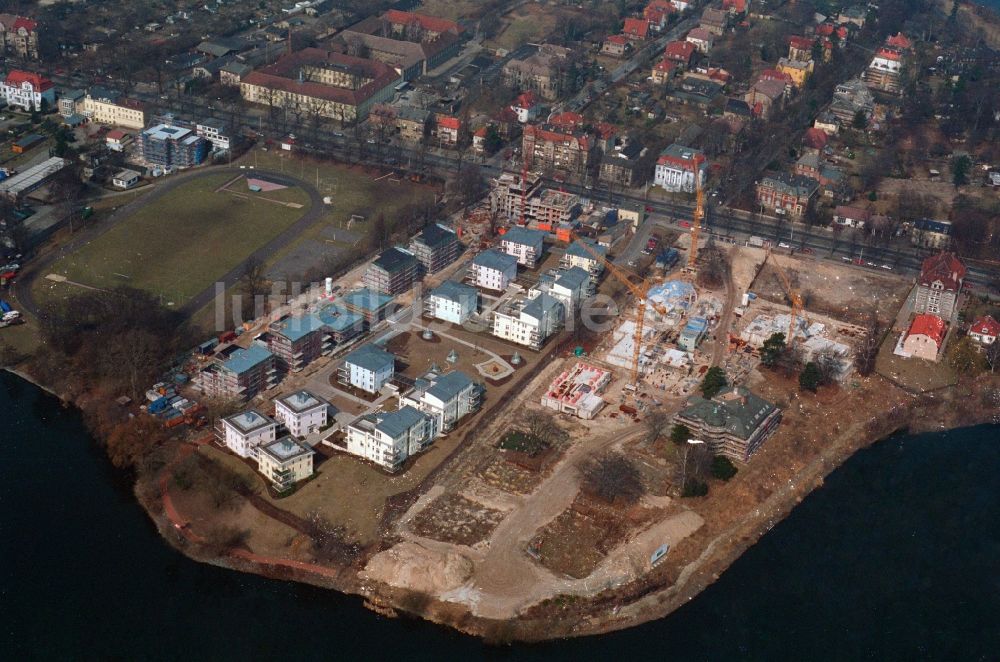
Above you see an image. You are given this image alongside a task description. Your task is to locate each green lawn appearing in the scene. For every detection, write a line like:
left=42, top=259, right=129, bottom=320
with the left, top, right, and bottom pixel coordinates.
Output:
left=44, top=172, right=310, bottom=306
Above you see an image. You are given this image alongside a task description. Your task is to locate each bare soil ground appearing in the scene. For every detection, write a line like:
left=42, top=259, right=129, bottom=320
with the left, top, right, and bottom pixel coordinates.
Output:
left=531, top=496, right=638, bottom=579
left=409, top=493, right=506, bottom=547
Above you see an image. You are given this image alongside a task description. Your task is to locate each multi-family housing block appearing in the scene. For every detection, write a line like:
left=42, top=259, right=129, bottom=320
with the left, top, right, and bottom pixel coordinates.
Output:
left=220, top=410, right=277, bottom=458
left=398, top=370, right=482, bottom=433
left=425, top=280, right=479, bottom=325
left=501, top=226, right=547, bottom=268
left=468, top=249, right=518, bottom=292
left=674, top=386, right=782, bottom=462
left=340, top=344, right=395, bottom=393
left=492, top=292, right=565, bottom=349
left=198, top=342, right=277, bottom=401
left=408, top=223, right=461, bottom=274
left=654, top=144, right=706, bottom=193
left=344, top=405, right=437, bottom=472
left=274, top=390, right=330, bottom=437
left=914, top=252, right=965, bottom=320
left=364, top=247, right=420, bottom=295
left=0, top=70, right=54, bottom=111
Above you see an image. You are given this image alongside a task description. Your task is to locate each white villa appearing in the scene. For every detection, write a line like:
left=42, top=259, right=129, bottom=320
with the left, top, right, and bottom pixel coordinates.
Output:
left=500, top=226, right=547, bottom=268
left=344, top=405, right=437, bottom=472
left=398, top=370, right=483, bottom=433
left=220, top=410, right=277, bottom=459
left=274, top=390, right=330, bottom=437
left=339, top=344, right=395, bottom=393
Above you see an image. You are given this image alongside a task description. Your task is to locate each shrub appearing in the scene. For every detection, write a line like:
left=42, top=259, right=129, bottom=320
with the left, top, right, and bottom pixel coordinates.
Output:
left=711, top=455, right=738, bottom=481
left=682, top=479, right=709, bottom=497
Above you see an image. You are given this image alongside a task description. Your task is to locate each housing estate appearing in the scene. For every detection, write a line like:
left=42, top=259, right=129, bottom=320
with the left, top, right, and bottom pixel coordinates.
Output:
left=340, top=344, right=395, bottom=393
left=492, top=292, right=565, bottom=349
left=425, top=280, right=479, bottom=325
left=266, top=314, right=328, bottom=372
left=468, top=249, right=518, bottom=292
left=501, top=226, right=547, bottom=268
left=398, top=370, right=482, bottom=433
left=364, top=247, right=420, bottom=295
left=561, top=239, right=607, bottom=279
left=197, top=342, right=277, bottom=401
left=344, top=405, right=437, bottom=472
left=274, top=390, right=330, bottom=437
left=256, top=437, right=314, bottom=491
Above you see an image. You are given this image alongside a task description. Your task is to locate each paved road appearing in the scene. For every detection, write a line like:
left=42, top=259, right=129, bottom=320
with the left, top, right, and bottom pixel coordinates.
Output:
left=13, top=166, right=324, bottom=323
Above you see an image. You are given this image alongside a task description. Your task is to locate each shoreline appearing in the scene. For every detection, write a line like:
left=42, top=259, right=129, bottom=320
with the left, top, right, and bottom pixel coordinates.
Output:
left=6, top=367, right=997, bottom=643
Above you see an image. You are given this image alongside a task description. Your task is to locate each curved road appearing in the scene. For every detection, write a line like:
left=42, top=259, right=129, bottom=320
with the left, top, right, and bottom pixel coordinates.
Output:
left=13, top=166, right=325, bottom=323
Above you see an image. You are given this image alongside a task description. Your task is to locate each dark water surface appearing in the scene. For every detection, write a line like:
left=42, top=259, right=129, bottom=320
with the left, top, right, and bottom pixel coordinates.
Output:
left=2, top=371, right=999, bottom=660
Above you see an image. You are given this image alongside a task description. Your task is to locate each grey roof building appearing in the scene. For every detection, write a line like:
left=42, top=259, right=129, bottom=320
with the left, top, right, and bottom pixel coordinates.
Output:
left=674, top=386, right=782, bottom=462
left=473, top=248, right=518, bottom=272
left=409, top=223, right=461, bottom=274
left=364, top=246, right=420, bottom=295
left=344, top=343, right=395, bottom=373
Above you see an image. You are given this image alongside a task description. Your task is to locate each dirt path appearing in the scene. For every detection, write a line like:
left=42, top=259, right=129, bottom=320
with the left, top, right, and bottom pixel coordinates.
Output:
left=710, top=246, right=738, bottom=368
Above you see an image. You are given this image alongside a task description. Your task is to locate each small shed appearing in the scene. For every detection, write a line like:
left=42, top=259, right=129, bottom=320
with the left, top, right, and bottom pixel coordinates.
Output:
left=12, top=134, right=45, bottom=154
left=112, top=169, right=141, bottom=189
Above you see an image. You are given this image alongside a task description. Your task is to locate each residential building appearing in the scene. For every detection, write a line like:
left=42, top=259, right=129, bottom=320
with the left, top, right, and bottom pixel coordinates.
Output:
left=654, top=144, right=706, bottom=193
left=398, top=370, right=482, bottom=433
left=58, top=89, right=85, bottom=117
left=220, top=61, right=253, bottom=86
left=315, top=303, right=365, bottom=344
left=241, top=48, right=399, bottom=123
left=744, top=78, right=785, bottom=118
left=833, top=205, right=871, bottom=229
left=599, top=137, right=647, bottom=187
left=510, top=90, right=541, bottom=123
left=910, top=219, right=952, bottom=250
left=501, top=44, right=572, bottom=101
left=140, top=124, right=208, bottom=168
left=700, top=8, right=729, bottom=35
left=220, top=410, right=277, bottom=458
left=196, top=118, right=231, bottom=152
left=339, top=288, right=395, bottom=324
left=197, top=342, right=277, bottom=401
left=678, top=316, right=709, bottom=351
left=685, top=28, right=715, bottom=54
left=396, top=105, right=430, bottom=142
left=1, top=70, right=54, bottom=111
left=81, top=89, right=146, bottom=130
left=755, top=173, right=818, bottom=218
left=602, top=34, right=630, bottom=58
left=561, top=239, right=607, bottom=279
left=425, top=280, right=478, bottom=324
left=623, top=18, right=650, bottom=41
left=340, top=344, right=395, bottom=393
left=902, top=314, right=946, bottom=361
left=256, top=437, right=314, bottom=490
left=777, top=57, right=813, bottom=87
left=364, top=247, right=420, bottom=295
left=670, top=0, right=692, bottom=10
left=540, top=362, right=611, bottom=419
left=829, top=78, right=874, bottom=125
left=838, top=6, right=868, bottom=28
left=526, top=189, right=580, bottom=229
left=468, top=249, right=518, bottom=292
left=522, top=121, right=594, bottom=174
left=409, top=223, right=461, bottom=274
left=343, top=405, right=437, bottom=472
left=492, top=292, right=565, bottom=349
left=105, top=129, right=132, bottom=152
left=112, top=169, right=140, bottom=189
left=969, top=316, right=1000, bottom=346
left=864, top=46, right=904, bottom=94
left=274, top=390, right=330, bottom=437
left=0, top=14, right=39, bottom=59
left=532, top=266, right=591, bottom=313
left=651, top=58, right=678, bottom=84
left=331, top=21, right=458, bottom=80
left=674, top=386, right=782, bottom=462
left=490, top=171, right=542, bottom=222
left=813, top=112, right=839, bottom=135
left=645, top=1, right=677, bottom=30
left=662, top=40, right=695, bottom=68
left=501, top=226, right=547, bottom=268
left=380, top=9, right=463, bottom=40
left=266, top=314, right=328, bottom=373
left=914, top=252, right=965, bottom=319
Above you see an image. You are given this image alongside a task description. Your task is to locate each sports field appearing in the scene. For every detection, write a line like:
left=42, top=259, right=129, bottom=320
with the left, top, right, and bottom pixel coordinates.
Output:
left=43, top=172, right=310, bottom=306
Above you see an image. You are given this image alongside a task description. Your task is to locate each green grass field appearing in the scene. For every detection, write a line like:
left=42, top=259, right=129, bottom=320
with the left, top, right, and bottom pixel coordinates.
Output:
left=43, top=172, right=310, bottom=306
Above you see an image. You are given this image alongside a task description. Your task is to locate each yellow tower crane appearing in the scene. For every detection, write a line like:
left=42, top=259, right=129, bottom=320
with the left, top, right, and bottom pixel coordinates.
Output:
left=765, top=248, right=805, bottom=342
left=686, top=154, right=707, bottom=273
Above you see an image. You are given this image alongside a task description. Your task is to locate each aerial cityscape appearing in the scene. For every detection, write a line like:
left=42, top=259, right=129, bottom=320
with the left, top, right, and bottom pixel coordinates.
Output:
left=1, top=0, right=999, bottom=656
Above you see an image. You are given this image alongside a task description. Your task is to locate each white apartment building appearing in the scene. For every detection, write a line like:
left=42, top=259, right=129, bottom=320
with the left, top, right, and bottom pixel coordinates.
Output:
left=561, top=239, right=607, bottom=279
left=532, top=266, right=591, bottom=313
left=81, top=91, right=146, bottom=130
left=492, top=292, right=565, bottom=349
left=398, top=371, right=482, bottom=433
left=220, top=410, right=277, bottom=459
left=500, top=226, right=547, bottom=268
left=256, top=437, right=314, bottom=490
left=425, top=280, right=478, bottom=325
left=339, top=344, right=395, bottom=393
left=469, top=249, right=518, bottom=292
left=1, top=70, right=55, bottom=111
left=344, top=405, right=437, bottom=472
left=196, top=118, right=231, bottom=151
left=274, top=390, right=329, bottom=437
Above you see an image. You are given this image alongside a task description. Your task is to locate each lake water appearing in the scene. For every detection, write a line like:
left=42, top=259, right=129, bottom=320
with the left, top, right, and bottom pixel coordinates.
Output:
left=2, top=371, right=999, bottom=659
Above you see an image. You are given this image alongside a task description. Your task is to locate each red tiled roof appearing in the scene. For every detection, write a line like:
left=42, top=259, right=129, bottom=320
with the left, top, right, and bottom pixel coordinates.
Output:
left=907, top=314, right=946, bottom=346
left=886, top=32, right=911, bottom=49
left=5, top=69, right=53, bottom=92
left=653, top=58, right=677, bottom=74
left=0, top=14, right=37, bottom=32
left=644, top=2, right=676, bottom=22
left=686, top=28, right=714, bottom=42
left=106, top=129, right=128, bottom=141
left=382, top=9, right=461, bottom=35
left=802, top=127, right=828, bottom=149
left=722, top=0, right=747, bottom=12
left=919, top=251, right=966, bottom=291
left=594, top=121, right=617, bottom=140
left=971, top=315, right=1000, bottom=338
left=605, top=34, right=629, bottom=46
left=525, top=124, right=591, bottom=151
left=514, top=90, right=538, bottom=108
left=438, top=116, right=460, bottom=131
left=473, top=126, right=488, bottom=138
left=623, top=18, right=650, bottom=39
left=242, top=48, right=399, bottom=108
left=548, top=111, right=584, bottom=128
left=663, top=40, right=695, bottom=62
left=875, top=47, right=902, bottom=61
left=788, top=35, right=815, bottom=50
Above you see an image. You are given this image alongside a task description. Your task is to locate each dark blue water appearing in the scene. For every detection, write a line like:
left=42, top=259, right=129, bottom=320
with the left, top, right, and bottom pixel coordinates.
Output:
left=2, top=370, right=999, bottom=660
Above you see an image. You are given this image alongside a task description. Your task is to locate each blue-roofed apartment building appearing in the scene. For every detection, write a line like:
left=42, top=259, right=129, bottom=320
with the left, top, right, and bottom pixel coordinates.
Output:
left=339, top=344, right=395, bottom=393
left=198, top=341, right=277, bottom=400
left=492, top=292, right=565, bottom=349
left=343, top=405, right=437, bottom=471
left=266, top=314, right=328, bottom=373
left=315, top=303, right=365, bottom=343
left=339, top=287, right=395, bottom=325
left=561, top=238, right=607, bottom=280
left=399, top=370, right=483, bottom=432
left=532, top=266, right=591, bottom=313
left=468, top=249, right=518, bottom=291
left=500, top=226, right=547, bottom=268
left=425, top=280, right=479, bottom=324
